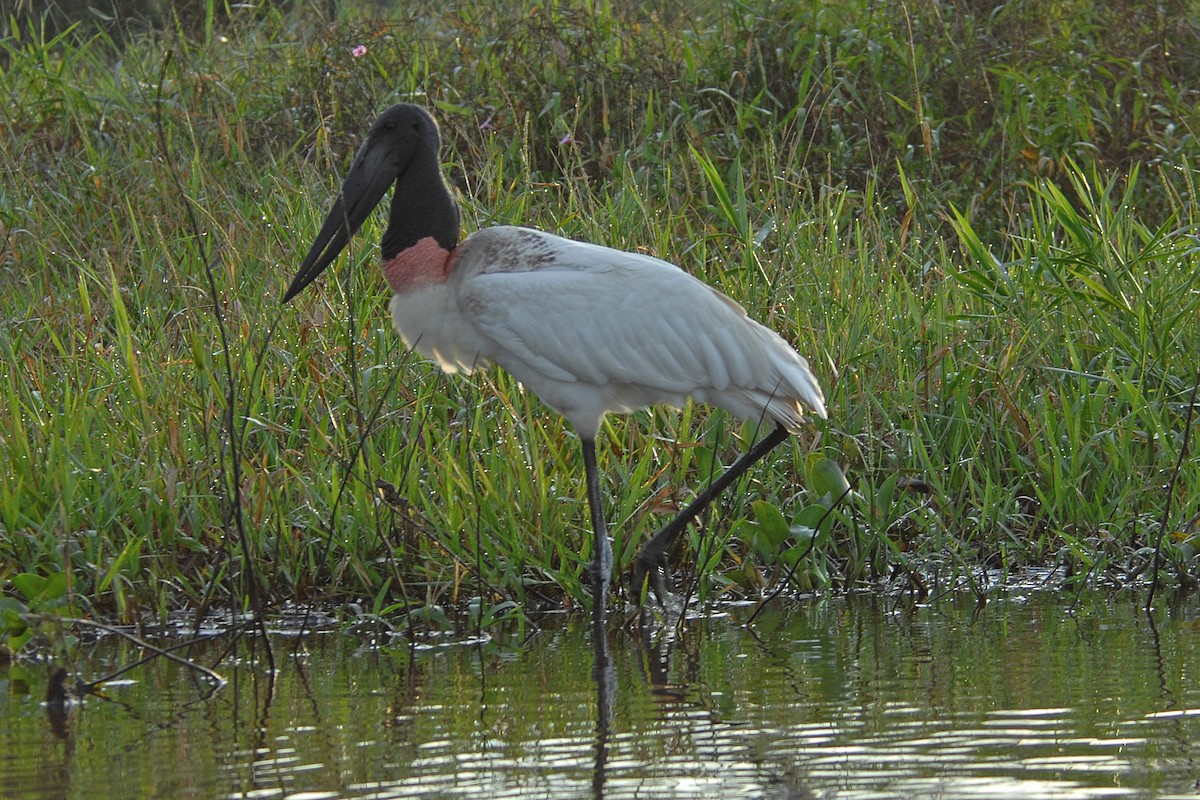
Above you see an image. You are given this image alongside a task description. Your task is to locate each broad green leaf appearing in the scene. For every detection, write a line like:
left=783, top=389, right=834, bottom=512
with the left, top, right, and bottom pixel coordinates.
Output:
left=794, top=503, right=838, bottom=538
left=805, top=456, right=851, bottom=503
left=752, top=500, right=790, bottom=547
left=12, top=573, right=46, bottom=602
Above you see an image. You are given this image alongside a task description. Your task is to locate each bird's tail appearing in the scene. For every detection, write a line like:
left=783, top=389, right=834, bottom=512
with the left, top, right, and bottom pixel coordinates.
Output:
left=759, top=352, right=827, bottom=432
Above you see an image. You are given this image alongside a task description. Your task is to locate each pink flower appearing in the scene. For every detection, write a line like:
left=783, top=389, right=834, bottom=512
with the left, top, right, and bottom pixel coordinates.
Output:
left=558, top=133, right=575, bottom=146
left=352, top=45, right=367, bottom=58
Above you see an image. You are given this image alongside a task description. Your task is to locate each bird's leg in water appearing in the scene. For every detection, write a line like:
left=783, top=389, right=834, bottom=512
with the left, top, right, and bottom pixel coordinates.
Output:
left=581, top=439, right=614, bottom=619
left=632, top=423, right=790, bottom=603
left=581, top=443, right=615, bottom=795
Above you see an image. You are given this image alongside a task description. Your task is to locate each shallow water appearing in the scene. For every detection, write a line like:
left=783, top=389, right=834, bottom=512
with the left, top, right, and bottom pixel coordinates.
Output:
left=3, top=590, right=1200, bottom=799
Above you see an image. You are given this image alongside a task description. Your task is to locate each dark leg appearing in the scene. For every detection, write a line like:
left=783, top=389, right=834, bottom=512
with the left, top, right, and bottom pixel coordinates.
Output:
left=631, top=423, right=791, bottom=603
left=581, top=438, right=613, bottom=618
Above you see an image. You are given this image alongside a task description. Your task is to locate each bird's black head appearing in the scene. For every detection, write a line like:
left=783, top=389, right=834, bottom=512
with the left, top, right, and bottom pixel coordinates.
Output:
left=359, top=103, right=443, bottom=179
left=283, top=103, right=453, bottom=303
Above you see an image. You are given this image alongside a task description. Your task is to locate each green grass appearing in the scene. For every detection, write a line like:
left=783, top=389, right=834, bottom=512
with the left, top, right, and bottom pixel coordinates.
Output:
left=1, top=0, right=1198, bottom=640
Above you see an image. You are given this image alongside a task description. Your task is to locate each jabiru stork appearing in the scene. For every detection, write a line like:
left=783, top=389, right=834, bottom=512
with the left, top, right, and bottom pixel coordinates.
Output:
left=283, top=104, right=826, bottom=622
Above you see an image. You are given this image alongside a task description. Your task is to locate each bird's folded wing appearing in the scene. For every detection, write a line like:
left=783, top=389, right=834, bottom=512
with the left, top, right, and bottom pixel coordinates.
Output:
left=458, top=259, right=778, bottom=394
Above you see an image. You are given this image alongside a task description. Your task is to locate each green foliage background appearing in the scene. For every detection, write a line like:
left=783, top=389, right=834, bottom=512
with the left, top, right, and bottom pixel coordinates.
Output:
left=1, top=0, right=1197, bottom=632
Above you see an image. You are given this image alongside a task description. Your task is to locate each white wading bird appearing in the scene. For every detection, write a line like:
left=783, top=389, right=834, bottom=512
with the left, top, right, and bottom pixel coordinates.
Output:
left=284, top=104, right=826, bottom=619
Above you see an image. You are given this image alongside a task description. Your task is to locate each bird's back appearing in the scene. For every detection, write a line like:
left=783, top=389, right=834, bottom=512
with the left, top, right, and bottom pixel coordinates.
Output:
left=391, top=226, right=825, bottom=437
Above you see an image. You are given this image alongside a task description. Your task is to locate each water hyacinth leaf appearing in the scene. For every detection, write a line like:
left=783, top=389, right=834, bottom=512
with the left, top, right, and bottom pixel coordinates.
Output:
left=805, top=455, right=851, bottom=504
left=0, top=597, right=33, bottom=654
left=776, top=546, right=802, bottom=569
left=1, top=599, right=27, bottom=634
left=752, top=500, right=791, bottom=547
left=871, top=473, right=899, bottom=522
left=11, top=573, right=46, bottom=602
left=793, top=502, right=837, bottom=539
left=741, top=506, right=787, bottom=562
left=478, top=600, right=521, bottom=627
left=729, top=517, right=765, bottom=559
left=13, top=572, right=67, bottom=605
left=789, top=524, right=817, bottom=548
left=7, top=627, right=35, bottom=656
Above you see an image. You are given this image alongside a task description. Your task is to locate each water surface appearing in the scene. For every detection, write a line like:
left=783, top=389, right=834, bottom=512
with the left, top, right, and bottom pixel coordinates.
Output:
left=3, top=590, right=1199, bottom=799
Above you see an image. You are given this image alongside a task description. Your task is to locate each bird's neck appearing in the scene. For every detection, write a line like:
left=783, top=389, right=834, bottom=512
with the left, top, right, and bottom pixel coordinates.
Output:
left=380, top=156, right=460, bottom=260
left=381, top=236, right=457, bottom=293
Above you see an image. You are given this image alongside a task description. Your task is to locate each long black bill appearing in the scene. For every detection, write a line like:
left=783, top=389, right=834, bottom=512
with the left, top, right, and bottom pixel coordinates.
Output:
left=282, top=144, right=397, bottom=303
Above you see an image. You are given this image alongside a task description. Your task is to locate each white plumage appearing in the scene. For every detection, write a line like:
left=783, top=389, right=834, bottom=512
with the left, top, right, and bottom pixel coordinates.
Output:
left=284, top=104, right=826, bottom=618
left=389, top=225, right=826, bottom=439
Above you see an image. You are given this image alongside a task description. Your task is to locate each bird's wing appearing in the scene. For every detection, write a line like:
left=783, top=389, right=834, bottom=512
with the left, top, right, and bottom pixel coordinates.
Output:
left=454, top=229, right=788, bottom=396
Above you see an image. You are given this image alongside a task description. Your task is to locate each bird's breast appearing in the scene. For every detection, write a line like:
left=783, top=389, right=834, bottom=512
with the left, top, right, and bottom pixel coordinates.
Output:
left=388, top=280, right=492, bottom=376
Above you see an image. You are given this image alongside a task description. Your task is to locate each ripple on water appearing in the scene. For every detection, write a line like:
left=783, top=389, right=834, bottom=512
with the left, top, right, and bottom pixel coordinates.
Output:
left=2, top=590, right=1198, bottom=799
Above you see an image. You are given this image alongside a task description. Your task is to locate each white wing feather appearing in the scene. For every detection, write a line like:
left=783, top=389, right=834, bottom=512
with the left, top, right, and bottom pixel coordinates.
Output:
left=466, top=268, right=726, bottom=390
left=445, top=227, right=825, bottom=435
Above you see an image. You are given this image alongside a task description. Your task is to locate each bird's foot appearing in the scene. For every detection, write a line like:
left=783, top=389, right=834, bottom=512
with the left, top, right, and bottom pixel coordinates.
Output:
left=629, top=549, right=674, bottom=607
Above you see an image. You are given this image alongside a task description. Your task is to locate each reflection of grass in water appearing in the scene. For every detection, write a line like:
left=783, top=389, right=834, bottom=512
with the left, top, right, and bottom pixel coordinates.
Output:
left=12, top=594, right=1194, bottom=799
left=0, top=1, right=1197, bottom=633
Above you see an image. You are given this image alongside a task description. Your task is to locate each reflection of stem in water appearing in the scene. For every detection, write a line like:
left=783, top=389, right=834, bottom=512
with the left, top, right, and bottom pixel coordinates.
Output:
left=28, top=614, right=226, bottom=691
left=1144, top=610, right=1169, bottom=703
